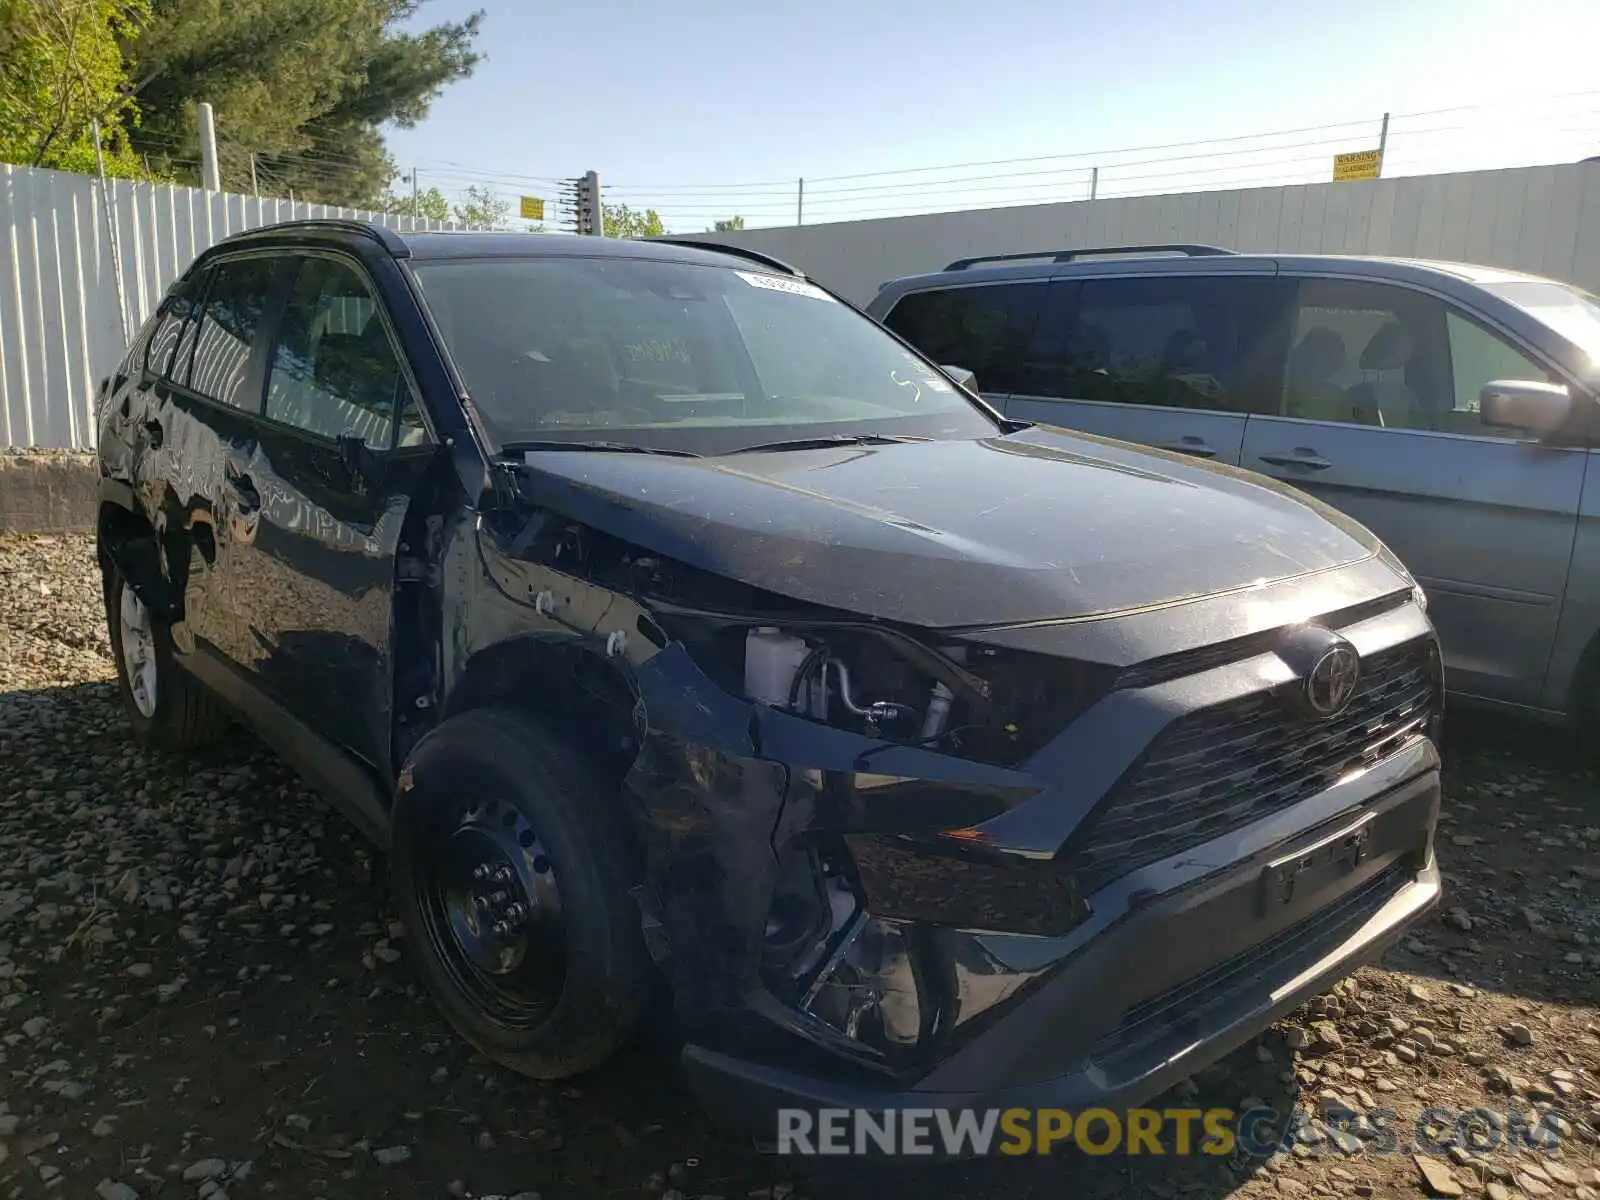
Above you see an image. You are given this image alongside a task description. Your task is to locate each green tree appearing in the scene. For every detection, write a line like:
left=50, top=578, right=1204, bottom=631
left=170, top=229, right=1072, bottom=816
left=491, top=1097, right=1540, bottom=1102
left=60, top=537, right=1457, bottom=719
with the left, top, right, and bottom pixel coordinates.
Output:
left=0, top=0, right=148, bottom=176
left=452, top=183, right=509, bottom=227
left=710, top=216, right=745, bottom=232
left=603, top=202, right=665, bottom=239
left=125, top=0, right=483, bottom=205
left=382, top=183, right=449, bottom=220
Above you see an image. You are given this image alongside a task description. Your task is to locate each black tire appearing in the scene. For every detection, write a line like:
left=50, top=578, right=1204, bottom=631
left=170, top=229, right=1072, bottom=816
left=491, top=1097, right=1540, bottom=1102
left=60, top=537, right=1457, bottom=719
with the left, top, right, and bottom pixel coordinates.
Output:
left=104, top=562, right=229, bottom=751
left=391, top=707, right=652, bottom=1079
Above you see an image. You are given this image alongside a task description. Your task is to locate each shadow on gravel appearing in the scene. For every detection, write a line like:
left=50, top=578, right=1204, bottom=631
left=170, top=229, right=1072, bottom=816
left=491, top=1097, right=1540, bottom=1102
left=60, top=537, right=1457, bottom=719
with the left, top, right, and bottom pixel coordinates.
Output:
left=3, top=677, right=1591, bottom=1197
left=1394, top=708, right=1600, bottom=1011
left=0, top=679, right=1289, bottom=1199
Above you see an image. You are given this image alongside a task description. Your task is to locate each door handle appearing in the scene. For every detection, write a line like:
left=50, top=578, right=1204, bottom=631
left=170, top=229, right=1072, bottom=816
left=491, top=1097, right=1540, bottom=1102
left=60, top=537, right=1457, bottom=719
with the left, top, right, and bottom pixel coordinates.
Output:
left=1258, top=449, right=1332, bottom=470
left=141, top=419, right=164, bottom=449
left=1158, top=437, right=1218, bottom=459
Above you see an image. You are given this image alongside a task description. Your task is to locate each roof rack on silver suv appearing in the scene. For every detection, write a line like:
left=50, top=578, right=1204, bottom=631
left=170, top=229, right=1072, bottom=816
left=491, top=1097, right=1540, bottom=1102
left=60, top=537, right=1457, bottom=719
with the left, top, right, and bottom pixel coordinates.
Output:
left=942, top=244, right=1235, bottom=271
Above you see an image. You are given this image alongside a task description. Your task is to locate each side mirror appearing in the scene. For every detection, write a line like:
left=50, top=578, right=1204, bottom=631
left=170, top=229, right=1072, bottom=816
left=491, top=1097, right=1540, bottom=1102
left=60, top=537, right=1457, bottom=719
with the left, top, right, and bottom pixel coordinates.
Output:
left=941, top=364, right=978, bottom=393
left=1480, top=379, right=1571, bottom=433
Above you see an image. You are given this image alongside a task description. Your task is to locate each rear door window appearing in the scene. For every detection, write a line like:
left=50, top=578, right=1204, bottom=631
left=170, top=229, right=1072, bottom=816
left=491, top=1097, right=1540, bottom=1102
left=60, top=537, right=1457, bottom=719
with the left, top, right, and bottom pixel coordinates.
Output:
left=1016, top=275, right=1274, bottom=412
left=187, top=256, right=281, bottom=410
left=881, top=282, right=1046, bottom=394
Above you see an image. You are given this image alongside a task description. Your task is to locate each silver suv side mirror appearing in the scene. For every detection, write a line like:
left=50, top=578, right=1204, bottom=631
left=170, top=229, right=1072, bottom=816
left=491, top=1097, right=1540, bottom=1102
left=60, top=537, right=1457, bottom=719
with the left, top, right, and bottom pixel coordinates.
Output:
left=1480, top=379, right=1571, bottom=433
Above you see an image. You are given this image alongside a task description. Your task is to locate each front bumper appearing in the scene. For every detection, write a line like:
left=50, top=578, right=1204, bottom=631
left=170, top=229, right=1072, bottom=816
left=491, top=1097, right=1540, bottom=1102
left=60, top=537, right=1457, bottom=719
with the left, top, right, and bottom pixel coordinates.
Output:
left=681, top=739, right=1440, bottom=1138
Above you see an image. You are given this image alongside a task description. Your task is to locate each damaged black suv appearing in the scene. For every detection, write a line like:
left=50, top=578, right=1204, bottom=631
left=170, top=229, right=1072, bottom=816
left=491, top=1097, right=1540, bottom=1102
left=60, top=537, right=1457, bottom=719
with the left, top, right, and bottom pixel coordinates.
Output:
left=95, top=221, right=1442, bottom=1135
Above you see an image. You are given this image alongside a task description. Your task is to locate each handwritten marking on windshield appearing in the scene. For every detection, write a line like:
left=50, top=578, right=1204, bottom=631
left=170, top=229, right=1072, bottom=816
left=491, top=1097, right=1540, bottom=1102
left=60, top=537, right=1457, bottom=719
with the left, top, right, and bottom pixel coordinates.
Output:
left=890, top=371, right=922, bottom=404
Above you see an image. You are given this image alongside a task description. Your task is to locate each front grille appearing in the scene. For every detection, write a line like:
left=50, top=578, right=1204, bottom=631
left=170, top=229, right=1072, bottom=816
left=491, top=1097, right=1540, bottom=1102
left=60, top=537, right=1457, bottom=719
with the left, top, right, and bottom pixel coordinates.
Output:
left=1090, top=863, right=1407, bottom=1072
left=1072, top=638, right=1436, bottom=892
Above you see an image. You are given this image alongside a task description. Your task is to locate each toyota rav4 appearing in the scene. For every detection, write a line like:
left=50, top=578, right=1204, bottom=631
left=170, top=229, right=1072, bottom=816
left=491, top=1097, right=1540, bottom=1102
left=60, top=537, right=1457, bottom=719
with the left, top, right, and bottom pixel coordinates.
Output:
left=94, top=221, right=1442, bottom=1138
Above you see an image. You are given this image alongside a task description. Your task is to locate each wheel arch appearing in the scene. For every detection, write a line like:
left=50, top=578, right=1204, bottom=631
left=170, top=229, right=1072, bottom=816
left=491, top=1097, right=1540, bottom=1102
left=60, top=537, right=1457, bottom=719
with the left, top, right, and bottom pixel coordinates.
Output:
left=1566, top=619, right=1600, bottom=734
left=96, top=488, right=177, bottom=617
left=428, top=635, right=646, bottom=856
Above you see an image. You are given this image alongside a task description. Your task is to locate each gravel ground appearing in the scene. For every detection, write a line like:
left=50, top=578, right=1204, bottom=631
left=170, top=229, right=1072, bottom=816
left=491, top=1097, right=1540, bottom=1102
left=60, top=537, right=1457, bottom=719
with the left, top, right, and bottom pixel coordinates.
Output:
left=1, top=532, right=1598, bottom=1200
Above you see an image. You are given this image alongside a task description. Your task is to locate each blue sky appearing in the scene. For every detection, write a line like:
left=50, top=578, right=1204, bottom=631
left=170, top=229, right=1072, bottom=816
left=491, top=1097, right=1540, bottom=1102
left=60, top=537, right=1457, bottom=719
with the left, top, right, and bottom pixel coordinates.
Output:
left=386, top=0, right=1600, bottom=230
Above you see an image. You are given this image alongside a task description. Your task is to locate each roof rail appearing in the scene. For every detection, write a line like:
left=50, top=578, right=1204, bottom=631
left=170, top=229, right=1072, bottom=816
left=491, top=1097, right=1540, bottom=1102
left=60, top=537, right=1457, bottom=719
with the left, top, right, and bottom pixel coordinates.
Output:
left=646, top=236, right=803, bottom=277
left=943, top=244, right=1234, bottom=271
left=230, top=218, right=413, bottom=258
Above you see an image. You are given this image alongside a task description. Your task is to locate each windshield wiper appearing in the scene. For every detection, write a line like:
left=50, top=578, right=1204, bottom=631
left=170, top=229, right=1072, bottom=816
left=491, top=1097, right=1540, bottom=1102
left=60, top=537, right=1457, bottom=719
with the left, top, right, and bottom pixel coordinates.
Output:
left=500, top=439, right=702, bottom=459
left=724, top=433, right=930, bottom=455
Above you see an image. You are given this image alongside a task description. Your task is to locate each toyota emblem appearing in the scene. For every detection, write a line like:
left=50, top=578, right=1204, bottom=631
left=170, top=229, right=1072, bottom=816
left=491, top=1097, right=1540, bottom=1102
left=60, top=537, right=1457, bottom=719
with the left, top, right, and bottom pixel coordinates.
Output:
left=1305, top=642, right=1361, bottom=717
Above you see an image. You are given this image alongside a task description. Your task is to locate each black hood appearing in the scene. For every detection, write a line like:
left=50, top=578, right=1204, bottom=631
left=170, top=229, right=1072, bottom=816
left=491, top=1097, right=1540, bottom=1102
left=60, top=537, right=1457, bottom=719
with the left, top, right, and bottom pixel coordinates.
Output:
left=506, top=427, right=1382, bottom=629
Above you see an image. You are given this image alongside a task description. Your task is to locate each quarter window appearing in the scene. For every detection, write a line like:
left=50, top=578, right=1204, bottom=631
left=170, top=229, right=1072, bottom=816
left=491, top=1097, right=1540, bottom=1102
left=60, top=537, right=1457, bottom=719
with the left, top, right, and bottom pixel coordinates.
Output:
left=881, top=283, right=1047, bottom=394
left=143, top=272, right=205, bottom=380
left=266, top=257, right=403, bottom=449
left=1445, top=312, right=1554, bottom=416
left=188, top=257, right=278, bottom=410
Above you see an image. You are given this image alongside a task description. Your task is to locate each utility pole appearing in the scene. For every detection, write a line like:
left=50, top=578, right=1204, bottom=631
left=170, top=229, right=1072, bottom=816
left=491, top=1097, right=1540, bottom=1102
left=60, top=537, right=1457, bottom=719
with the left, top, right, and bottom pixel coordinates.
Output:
left=249, top=152, right=259, bottom=197
left=1089, top=166, right=1099, bottom=201
left=796, top=177, right=804, bottom=226
left=1377, top=111, right=1391, bottom=176
left=197, top=102, right=220, bottom=191
left=412, top=167, right=419, bottom=208
left=579, top=170, right=603, bottom=236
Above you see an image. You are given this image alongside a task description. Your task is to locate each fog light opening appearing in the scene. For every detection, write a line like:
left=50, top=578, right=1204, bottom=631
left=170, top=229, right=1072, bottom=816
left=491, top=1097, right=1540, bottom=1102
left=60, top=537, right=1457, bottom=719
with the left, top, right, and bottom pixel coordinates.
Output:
left=760, top=840, right=861, bottom=988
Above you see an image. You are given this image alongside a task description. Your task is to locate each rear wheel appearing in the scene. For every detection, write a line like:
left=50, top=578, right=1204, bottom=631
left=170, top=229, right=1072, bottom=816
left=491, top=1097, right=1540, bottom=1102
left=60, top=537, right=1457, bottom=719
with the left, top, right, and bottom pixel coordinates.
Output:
left=391, top=708, right=652, bottom=1079
left=104, top=562, right=228, bottom=750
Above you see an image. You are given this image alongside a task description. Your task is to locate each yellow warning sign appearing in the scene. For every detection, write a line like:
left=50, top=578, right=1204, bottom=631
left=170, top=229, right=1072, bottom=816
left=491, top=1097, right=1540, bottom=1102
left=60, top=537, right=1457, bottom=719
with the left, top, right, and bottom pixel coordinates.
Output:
left=1332, top=150, right=1383, bottom=182
left=519, top=195, right=546, bottom=220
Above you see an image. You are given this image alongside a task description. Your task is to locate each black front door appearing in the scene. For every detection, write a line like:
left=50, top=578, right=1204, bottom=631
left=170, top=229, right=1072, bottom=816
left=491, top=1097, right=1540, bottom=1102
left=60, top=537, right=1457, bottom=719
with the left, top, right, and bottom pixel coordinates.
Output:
left=228, top=252, right=434, bottom=772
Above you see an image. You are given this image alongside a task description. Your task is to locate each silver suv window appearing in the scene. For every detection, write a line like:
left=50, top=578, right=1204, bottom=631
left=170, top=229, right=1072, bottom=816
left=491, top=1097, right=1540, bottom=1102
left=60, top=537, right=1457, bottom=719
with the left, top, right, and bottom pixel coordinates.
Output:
left=1281, top=279, right=1557, bottom=438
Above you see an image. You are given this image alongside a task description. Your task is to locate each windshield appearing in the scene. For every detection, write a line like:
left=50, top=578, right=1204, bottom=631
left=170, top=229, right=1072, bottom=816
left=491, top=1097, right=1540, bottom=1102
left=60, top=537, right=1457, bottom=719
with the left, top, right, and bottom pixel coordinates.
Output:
left=1480, top=279, right=1600, bottom=372
left=409, top=255, right=1000, bottom=454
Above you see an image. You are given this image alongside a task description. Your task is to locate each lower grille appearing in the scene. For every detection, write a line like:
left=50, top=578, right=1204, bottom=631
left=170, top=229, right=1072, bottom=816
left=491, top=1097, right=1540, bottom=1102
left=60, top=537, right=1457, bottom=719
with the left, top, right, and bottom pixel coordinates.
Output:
left=1090, top=863, right=1407, bottom=1071
left=1072, top=638, right=1436, bottom=891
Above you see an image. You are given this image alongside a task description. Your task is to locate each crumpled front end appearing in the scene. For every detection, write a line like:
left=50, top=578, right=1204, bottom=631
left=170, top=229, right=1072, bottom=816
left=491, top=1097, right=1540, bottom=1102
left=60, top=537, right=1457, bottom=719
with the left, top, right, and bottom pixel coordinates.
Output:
left=614, top=554, right=1443, bottom=1122
left=460, top=504, right=1441, bottom=1130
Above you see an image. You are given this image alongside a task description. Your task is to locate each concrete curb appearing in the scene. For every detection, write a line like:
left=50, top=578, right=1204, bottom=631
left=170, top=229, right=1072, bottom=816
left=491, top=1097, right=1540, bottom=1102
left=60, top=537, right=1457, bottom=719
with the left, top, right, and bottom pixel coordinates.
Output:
left=0, top=452, right=98, bottom=535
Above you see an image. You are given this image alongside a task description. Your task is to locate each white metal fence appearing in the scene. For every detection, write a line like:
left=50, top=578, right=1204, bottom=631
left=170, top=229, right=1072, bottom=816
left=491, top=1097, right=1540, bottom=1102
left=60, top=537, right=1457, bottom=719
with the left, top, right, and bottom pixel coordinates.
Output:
left=0, top=163, right=457, bottom=449
left=702, top=162, right=1600, bottom=307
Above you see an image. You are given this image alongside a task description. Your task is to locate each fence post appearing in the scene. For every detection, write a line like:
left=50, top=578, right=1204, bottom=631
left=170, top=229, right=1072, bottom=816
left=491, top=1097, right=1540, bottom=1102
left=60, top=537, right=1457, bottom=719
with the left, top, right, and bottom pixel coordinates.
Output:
left=198, top=102, right=220, bottom=191
left=91, top=119, right=131, bottom=346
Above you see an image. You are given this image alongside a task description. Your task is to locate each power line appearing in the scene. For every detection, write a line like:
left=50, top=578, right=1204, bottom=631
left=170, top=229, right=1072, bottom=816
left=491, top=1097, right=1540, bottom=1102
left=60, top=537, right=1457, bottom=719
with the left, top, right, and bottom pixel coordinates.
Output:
left=599, top=88, right=1600, bottom=196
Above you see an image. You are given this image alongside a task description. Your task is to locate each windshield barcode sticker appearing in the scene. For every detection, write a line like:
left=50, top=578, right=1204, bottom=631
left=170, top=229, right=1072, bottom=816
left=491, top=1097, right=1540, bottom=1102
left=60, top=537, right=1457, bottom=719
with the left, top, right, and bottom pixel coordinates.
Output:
left=735, top=271, right=834, bottom=301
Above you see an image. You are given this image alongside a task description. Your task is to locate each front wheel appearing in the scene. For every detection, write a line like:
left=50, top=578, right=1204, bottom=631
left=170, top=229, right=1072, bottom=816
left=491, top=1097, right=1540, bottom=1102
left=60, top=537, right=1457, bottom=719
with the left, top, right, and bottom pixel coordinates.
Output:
left=390, top=708, right=652, bottom=1079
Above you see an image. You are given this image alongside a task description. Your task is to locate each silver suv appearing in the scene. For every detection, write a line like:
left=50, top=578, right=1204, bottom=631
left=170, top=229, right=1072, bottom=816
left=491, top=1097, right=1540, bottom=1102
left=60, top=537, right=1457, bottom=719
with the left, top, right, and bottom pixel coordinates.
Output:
left=869, top=246, right=1600, bottom=731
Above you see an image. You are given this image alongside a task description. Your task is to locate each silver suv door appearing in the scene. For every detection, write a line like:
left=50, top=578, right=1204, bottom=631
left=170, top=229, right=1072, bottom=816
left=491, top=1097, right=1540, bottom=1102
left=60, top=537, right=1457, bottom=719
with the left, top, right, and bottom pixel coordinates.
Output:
left=990, top=272, right=1285, bottom=464
left=1239, top=275, right=1583, bottom=707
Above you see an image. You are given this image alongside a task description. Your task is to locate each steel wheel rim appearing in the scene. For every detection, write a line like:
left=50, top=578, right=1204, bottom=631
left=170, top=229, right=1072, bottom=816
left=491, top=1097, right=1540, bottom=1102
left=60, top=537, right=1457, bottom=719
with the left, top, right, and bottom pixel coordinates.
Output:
left=416, top=796, right=566, bottom=1028
left=118, top=583, right=159, bottom=719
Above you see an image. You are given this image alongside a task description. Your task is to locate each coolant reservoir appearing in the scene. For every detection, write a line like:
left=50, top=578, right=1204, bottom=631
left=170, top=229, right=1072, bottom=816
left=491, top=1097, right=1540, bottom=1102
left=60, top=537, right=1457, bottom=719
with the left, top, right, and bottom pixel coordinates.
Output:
left=744, top=627, right=810, bottom=707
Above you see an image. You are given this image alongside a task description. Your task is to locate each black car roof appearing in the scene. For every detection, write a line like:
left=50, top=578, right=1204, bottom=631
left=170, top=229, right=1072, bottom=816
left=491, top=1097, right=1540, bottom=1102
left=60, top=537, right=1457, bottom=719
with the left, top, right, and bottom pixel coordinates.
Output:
left=210, top=219, right=794, bottom=275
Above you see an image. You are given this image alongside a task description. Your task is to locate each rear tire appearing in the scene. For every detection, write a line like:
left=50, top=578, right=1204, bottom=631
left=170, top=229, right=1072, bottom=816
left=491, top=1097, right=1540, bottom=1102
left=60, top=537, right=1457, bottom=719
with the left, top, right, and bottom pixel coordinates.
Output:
left=391, top=707, right=652, bottom=1079
left=104, top=562, right=229, bottom=751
